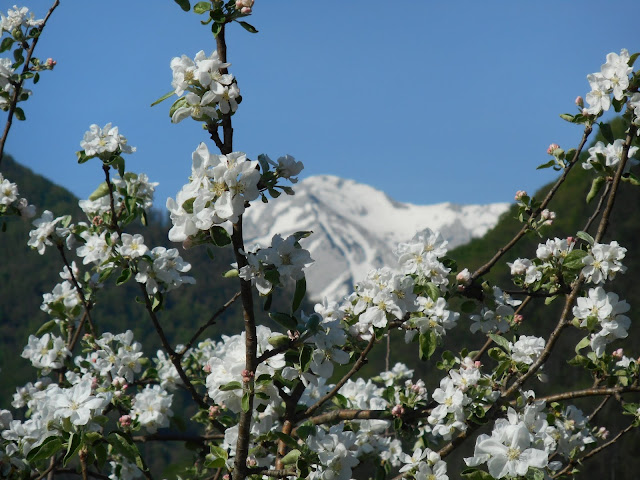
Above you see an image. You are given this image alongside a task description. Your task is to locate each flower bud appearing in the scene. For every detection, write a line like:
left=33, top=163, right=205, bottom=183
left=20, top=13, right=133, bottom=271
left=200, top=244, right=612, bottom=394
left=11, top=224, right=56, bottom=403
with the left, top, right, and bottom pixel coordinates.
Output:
left=612, top=348, right=624, bottom=358
left=45, top=58, right=56, bottom=68
left=203, top=364, right=212, bottom=373
left=456, top=268, right=471, bottom=285
left=119, top=414, right=132, bottom=427
left=547, top=143, right=560, bottom=155
left=513, top=314, right=523, bottom=325
left=391, top=404, right=405, bottom=417
left=575, top=96, right=584, bottom=108
left=514, top=190, right=527, bottom=201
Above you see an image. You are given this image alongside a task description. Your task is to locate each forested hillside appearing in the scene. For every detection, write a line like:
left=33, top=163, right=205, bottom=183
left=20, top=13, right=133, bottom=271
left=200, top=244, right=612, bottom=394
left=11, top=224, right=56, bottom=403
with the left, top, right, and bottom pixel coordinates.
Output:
left=0, top=155, right=295, bottom=404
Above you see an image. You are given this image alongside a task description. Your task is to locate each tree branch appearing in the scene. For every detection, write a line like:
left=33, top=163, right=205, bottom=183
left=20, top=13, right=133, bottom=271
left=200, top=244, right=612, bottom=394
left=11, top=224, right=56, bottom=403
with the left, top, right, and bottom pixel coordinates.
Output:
left=0, top=0, right=60, bottom=168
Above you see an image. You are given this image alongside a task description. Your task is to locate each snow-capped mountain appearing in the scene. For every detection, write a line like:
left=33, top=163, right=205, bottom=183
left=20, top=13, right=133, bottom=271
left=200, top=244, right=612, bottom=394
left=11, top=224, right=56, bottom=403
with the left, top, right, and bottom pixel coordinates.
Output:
left=243, top=175, right=510, bottom=302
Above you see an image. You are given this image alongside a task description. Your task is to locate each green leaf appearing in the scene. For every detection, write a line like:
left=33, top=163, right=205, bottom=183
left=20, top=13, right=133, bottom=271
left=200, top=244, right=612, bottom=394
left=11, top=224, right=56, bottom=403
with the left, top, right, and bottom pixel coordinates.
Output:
left=461, top=467, right=495, bottom=479
left=14, top=107, right=26, bottom=121
left=418, top=331, right=437, bottom=360
left=586, top=175, right=606, bottom=203
left=562, top=249, right=588, bottom=271
left=281, top=448, right=301, bottom=466
left=36, top=319, right=57, bottom=336
left=296, top=422, right=315, bottom=439
left=241, top=392, right=250, bottom=412
left=150, top=90, right=175, bottom=107
left=292, top=230, right=313, bottom=241
left=0, top=37, right=14, bottom=52
left=273, top=432, right=298, bottom=448
left=89, top=182, right=110, bottom=201
left=270, top=312, right=298, bottom=331
left=291, top=277, right=306, bottom=313
left=299, top=345, right=313, bottom=372
left=536, top=159, right=557, bottom=170
left=209, top=225, right=231, bottom=246
left=219, top=381, right=242, bottom=391
left=424, top=282, right=440, bottom=301
left=193, top=1, right=211, bottom=14
left=27, top=436, right=63, bottom=463
left=460, top=301, right=476, bottom=314
left=488, top=333, right=511, bottom=351
left=576, top=231, right=595, bottom=246
left=116, top=268, right=132, bottom=286
left=173, top=0, right=190, bottom=11
left=575, top=336, right=591, bottom=354
left=625, top=172, right=640, bottom=186
left=63, top=433, right=82, bottom=467
left=108, top=432, right=142, bottom=465
left=559, top=113, right=575, bottom=123
left=211, top=21, right=222, bottom=37
left=237, top=21, right=259, bottom=33
left=599, top=122, right=615, bottom=144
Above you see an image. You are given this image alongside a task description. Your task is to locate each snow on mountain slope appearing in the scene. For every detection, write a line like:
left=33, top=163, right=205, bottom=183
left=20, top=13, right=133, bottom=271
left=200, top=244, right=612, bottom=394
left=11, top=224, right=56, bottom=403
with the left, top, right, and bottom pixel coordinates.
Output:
left=243, top=175, right=510, bottom=302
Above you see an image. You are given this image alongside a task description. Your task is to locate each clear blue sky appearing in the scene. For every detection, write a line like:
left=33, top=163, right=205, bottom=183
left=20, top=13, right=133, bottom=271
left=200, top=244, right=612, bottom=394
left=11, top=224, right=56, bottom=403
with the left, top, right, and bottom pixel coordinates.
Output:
left=4, top=0, right=638, bottom=209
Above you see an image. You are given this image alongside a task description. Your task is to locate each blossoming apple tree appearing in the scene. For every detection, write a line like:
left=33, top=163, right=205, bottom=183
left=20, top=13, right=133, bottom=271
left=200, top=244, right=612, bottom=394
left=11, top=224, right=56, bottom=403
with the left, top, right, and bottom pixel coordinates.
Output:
left=1, top=2, right=640, bottom=480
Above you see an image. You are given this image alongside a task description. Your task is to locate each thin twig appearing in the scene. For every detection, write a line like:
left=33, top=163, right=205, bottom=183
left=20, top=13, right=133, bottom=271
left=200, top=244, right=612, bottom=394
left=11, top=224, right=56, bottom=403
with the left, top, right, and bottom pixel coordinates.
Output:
left=582, top=181, right=612, bottom=235
left=178, top=290, right=242, bottom=357
left=469, top=125, right=592, bottom=283
left=301, top=335, right=377, bottom=420
left=0, top=0, right=60, bottom=167
left=551, top=422, right=636, bottom=478
left=473, top=296, right=532, bottom=362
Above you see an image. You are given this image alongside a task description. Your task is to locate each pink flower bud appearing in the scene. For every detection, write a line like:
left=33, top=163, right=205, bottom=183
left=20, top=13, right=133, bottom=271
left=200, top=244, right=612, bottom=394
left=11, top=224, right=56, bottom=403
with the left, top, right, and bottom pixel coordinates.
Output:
left=547, top=143, right=560, bottom=155
left=612, top=348, right=624, bottom=358
left=541, top=209, right=555, bottom=220
left=203, top=364, right=212, bottom=373
left=575, top=96, right=584, bottom=108
left=92, top=215, right=103, bottom=226
left=242, top=369, right=255, bottom=383
left=514, top=190, right=527, bottom=201
left=513, top=314, right=523, bottom=325
left=209, top=406, right=220, bottom=418
left=119, top=415, right=132, bottom=427
left=45, top=58, right=56, bottom=68
left=597, top=427, right=610, bottom=439
left=91, top=377, right=98, bottom=389
left=411, top=383, right=421, bottom=393
left=391, top=404, right=405, bottom=417
left=474, top=361, right=482, bottom=368
left=246, top=456, right=257, bottom=467
left=456, top=268, right=471, bottom=285
left=567, top=236, right=575, bottom=244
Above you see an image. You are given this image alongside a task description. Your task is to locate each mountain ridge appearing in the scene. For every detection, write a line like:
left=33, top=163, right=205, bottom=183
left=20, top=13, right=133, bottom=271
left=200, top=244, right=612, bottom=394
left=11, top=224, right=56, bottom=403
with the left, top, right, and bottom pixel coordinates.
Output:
left=243, top=174, right=510, bottom=300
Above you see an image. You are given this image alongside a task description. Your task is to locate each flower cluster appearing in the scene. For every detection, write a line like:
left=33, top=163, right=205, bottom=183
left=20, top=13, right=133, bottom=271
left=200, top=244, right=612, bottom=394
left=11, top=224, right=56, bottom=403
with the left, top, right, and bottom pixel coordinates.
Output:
left=80, top=123, right=136, bottom=159
left=170, top=49, right=239, bottom=123
left=583, top=139, right=639, bottom=173
left=508, top=237, right=576, bottom=291
left=0, top=5, right=42, bottom=33
left=205, top=326, right=285, bottom=413
left=470, top=286, right=520, bottom=334
left=581, top=241, right=627, bottom=284
left=0, top=172, right=35, bottom=218
left=573, top=286, right=630, bottom=357
left=238, top=233, right=314, bottom=295
left=585, top=49, right=633, bottom=115
left=167, top=143, right=260, bottom=241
